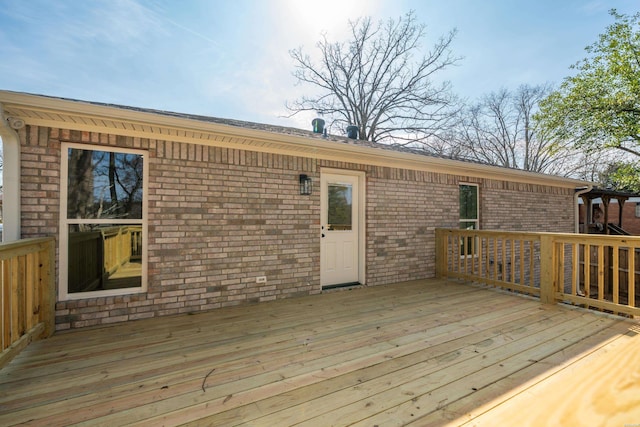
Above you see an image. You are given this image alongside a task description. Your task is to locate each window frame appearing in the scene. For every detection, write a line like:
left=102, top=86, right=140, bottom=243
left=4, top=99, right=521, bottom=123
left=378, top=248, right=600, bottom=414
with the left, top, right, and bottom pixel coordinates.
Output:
left=59, top=142, right=148, bottom=301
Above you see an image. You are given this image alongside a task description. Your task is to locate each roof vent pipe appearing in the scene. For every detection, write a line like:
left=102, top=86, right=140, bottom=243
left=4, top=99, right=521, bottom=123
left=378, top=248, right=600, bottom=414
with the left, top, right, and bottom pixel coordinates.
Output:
left=312, top=118, right=325, bottom=134
left=346, top=125, right=358, bottom=139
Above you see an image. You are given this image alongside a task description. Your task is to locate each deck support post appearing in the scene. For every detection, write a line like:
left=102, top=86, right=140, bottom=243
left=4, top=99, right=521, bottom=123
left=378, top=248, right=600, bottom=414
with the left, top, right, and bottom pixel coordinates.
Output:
left=539, top=234, right=557, bottom=304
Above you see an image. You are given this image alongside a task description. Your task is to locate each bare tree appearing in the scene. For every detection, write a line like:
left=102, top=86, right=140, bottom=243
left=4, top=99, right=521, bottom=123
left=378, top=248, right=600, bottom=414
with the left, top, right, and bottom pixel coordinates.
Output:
left=67, top=149, right=94, bottom=219
left=453, top=84, right=580, bottom=175
left=67, top=149, right=144, bottom=222
left=93, top=151, right=144, bottom=219
left=287, top=11, right=461, bottom=143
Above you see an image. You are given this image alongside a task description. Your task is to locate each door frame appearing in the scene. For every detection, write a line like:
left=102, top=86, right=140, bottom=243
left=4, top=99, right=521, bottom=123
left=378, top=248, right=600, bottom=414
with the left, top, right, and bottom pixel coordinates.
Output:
left=320, top=168, right=366, bottom=287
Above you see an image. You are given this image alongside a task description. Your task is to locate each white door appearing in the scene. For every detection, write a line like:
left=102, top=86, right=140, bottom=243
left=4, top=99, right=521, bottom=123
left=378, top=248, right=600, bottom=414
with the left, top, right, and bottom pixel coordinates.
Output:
left=321, top=172, right=360, bottom=287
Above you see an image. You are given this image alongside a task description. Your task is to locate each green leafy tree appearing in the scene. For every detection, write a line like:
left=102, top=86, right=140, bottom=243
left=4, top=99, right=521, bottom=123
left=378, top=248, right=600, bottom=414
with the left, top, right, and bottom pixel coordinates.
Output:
left=537, top=10, right=640, bottom=158
left=599, top=161, right=640, bottom=192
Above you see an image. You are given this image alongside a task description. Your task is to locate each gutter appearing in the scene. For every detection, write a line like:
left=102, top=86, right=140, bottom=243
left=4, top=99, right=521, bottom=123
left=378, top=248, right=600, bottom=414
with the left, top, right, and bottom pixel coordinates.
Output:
left=574, top=185, right=593, bottom=233
left=0, top=103, right=22, bottom=242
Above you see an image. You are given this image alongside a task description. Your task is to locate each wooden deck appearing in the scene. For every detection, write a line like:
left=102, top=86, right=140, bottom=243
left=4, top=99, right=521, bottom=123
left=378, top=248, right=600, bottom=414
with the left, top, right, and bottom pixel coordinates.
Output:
left=1, top=279, right=639, bottom=426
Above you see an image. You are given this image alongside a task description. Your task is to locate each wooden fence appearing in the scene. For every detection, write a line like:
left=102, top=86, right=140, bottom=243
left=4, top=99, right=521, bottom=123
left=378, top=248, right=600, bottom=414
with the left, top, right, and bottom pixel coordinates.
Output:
left=0, top=237, right=56, bottom=368
left=435, top=228, right=640, bottom=317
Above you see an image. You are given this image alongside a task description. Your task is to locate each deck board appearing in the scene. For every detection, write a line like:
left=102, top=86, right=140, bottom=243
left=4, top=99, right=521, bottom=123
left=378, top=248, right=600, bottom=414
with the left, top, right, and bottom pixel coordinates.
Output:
left=0, top=279, right=638, bottom=426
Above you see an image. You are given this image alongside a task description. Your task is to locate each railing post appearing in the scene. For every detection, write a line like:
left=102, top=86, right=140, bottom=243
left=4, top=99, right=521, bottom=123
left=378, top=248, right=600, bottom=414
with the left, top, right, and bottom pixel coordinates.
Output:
left=435, top=229, right=447, bottom=279
left=38, top=239, right=56, bottom=338
left=1, top=237, right=56, bottom=369
left=539, top=234, right=556, bottom=304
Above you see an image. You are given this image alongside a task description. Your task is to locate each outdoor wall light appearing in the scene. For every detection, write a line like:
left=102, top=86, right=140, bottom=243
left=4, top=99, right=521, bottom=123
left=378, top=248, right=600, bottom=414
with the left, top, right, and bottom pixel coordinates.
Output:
left=299, top=174, right=312, bottom=195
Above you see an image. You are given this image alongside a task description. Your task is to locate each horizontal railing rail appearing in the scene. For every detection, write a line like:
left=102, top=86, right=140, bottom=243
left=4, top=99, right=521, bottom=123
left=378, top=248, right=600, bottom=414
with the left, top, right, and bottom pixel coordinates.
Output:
left=435, top=228, right=640, bottom=317
left=0, top=237, right=56, bottom=368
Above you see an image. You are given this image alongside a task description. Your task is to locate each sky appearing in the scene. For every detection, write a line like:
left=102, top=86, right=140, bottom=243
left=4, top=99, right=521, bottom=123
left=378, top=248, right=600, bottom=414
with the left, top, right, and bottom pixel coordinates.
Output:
left=0, top=0, right=639, bottom=133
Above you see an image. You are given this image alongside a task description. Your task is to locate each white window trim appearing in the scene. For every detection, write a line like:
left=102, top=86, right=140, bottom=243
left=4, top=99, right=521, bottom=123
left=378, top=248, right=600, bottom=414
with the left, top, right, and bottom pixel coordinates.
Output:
left=59, top=142, right=148, bottom=301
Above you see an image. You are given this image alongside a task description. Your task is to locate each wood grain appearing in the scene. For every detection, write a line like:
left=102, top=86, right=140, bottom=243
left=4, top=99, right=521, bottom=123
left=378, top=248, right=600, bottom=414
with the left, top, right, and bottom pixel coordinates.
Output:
left=0, top=279, right=637, bottom=426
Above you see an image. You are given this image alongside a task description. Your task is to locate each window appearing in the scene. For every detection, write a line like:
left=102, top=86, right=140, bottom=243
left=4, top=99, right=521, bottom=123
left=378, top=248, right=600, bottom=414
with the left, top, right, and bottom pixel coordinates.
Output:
left=459, top=184, right=479, bottom=256
left=60, top=143, right=147, bottom=299
left=327, top=183, right=353, bottom=231
left=635, top=203, right=640, bottom=218
left=459, top=184, right=479, bottom=230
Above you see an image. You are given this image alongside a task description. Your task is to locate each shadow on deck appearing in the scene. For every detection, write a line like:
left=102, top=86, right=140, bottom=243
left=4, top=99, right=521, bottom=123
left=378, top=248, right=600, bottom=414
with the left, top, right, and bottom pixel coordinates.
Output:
left=0, top=279, right=639, bottom=426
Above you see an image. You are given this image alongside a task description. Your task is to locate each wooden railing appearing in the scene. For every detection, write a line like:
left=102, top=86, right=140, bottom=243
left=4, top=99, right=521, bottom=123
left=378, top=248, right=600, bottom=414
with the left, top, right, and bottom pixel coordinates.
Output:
left=102, top=226, right=141, bottom=276
left=0, top=237, right=56, bottom=368
left=435, top=228, right=640, bottom=317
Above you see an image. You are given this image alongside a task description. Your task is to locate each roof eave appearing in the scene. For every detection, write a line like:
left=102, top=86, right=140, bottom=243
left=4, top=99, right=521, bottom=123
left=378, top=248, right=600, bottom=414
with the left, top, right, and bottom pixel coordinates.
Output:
left=0, top=90, right=590, bottom=188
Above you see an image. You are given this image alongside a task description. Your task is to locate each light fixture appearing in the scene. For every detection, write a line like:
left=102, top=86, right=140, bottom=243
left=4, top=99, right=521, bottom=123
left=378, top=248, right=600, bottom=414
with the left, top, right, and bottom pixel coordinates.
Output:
left=299, top=174, right=312, bottom=195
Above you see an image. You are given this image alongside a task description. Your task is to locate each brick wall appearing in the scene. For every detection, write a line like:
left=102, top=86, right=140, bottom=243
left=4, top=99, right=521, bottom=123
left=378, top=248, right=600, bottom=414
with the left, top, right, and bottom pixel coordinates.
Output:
left=482, top=180, right=574, bottom=232
left=364, top=173, right=575, bottom=285
left=590, top=201, right=640, bottom=235
left=147, top=141, right=320, bottom=318
left=365, top=169, right=459, bottom=285
left=614, top=202, right=640, bottom=235
left=16, top=125, right=576, bottom=330
left=20, top=126, right=61, bottom=238
left=62, top=130, right=318, bottom=329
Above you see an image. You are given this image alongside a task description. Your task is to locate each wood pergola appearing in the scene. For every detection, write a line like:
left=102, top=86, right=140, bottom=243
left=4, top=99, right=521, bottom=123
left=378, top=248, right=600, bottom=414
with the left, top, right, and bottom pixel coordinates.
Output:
left=579, top=187, right=640, bottom=234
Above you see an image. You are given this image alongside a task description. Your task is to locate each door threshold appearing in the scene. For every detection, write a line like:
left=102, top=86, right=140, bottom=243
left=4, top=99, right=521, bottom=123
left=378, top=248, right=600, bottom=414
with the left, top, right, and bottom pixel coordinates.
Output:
left=322, top=282, right=362, bottom=292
